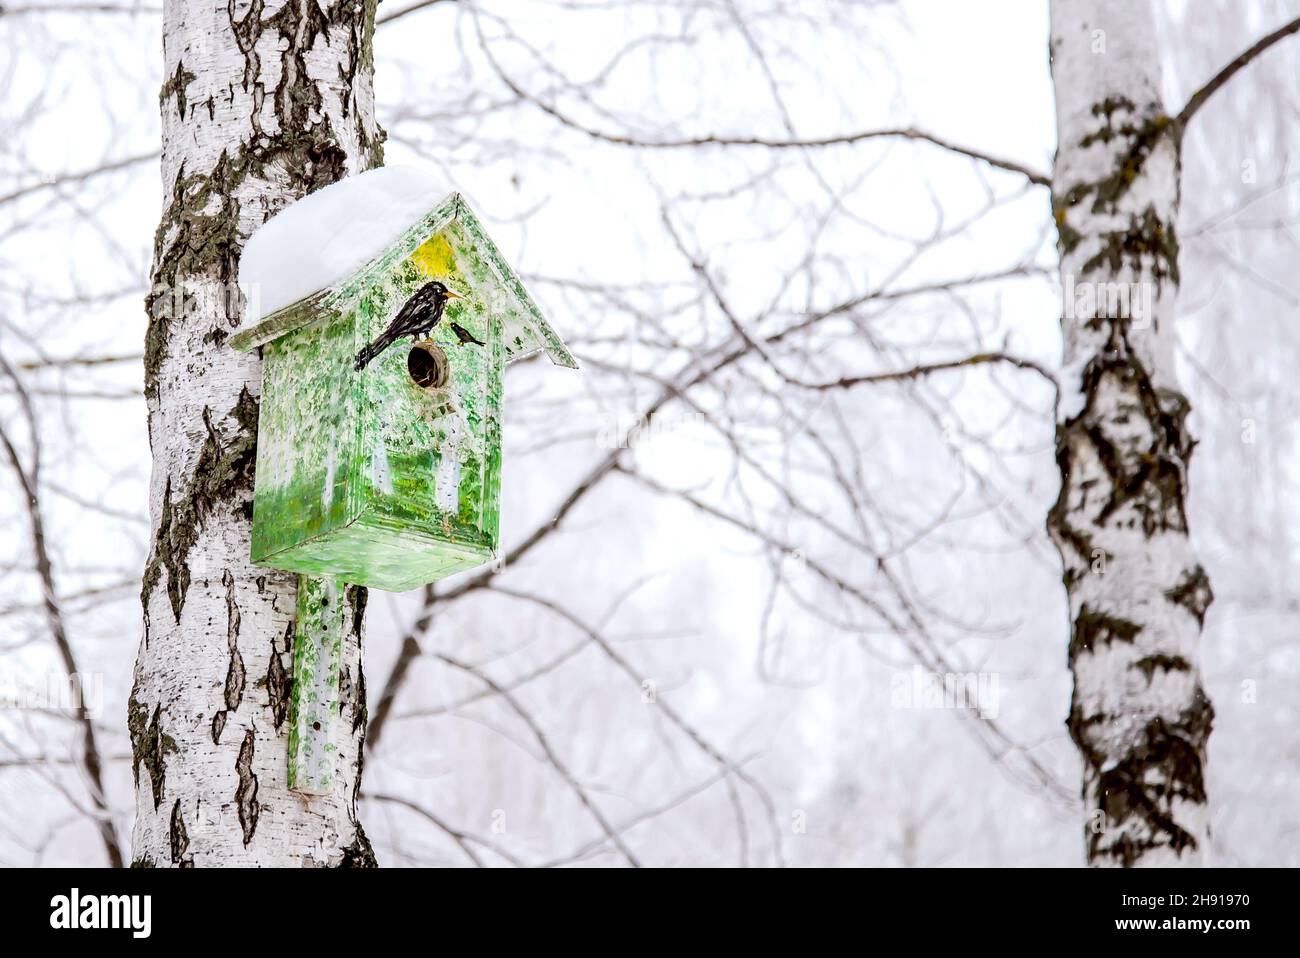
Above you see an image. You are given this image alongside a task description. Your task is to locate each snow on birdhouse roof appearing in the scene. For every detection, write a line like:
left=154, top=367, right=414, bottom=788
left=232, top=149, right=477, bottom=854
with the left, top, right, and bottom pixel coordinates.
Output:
left=230, top=165, right=577, bottom=369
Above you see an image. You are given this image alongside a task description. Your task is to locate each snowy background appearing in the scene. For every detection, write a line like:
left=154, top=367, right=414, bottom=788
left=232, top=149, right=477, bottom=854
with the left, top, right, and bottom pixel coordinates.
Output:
left=1, top=0, right=1298, bottom=865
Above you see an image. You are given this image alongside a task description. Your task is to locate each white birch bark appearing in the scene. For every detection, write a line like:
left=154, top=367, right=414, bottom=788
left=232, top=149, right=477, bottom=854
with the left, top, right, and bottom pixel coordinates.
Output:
left=1049, top=0, right=1214, bottom=866
left=130, top=0, right=383, bottom=866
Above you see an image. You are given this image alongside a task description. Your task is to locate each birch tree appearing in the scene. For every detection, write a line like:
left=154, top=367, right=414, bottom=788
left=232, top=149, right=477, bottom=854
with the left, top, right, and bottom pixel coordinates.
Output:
left=129, top=0, right=383, bottom=866
left=1048, top=0, right=1300, bottom=866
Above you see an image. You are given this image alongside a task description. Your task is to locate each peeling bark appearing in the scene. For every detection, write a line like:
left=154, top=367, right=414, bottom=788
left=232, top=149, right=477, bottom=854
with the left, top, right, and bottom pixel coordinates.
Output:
left=1049, top=0, right=1213, bottom=866
left=131, top=0, right=382, bottom=866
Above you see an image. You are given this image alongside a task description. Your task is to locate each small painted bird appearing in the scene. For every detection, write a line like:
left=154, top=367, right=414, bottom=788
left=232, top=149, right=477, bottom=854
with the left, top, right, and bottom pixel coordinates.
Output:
left=449, top=322, right=485, bottom=347
left=354, top=280, right=478, bottom=371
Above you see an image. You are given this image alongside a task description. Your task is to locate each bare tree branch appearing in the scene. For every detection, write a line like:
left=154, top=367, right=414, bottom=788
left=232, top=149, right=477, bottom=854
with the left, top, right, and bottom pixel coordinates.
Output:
left=432, top=650, right=643, bottom=867
left=1177, top=15, right=1300, bottom=129
left=0, top=2, right=159, bottom=14
left=0, top=153, right=155, bottom=208
left=469, top=7, right=1050, bottom=186
left=363, top=792, right=499, bottom=867
left=376, top=0, right=453, bottom=26
left=0, top=351, right=122, bottom=867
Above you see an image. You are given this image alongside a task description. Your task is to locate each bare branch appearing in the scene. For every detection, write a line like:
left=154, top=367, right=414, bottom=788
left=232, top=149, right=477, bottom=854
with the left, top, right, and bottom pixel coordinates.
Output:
left=0, top=2, right=159, bottom=14
left=469, top=9, right=1050, bottom=186
left=1177, top=15, right=1300, bottom=129
left=363, top=792, right=500, bottom=867
left=0, top=153, right=155, bottom=209
left=376, top=0, right=453, bottom=26
left=367, top=584, right=435, bottom=749
left=0, top=352, right=123, bottom=867
left=806, top=350, right=1058, bottom=392
left=18, top=353, right=142, bottom=371
left=432, top=650, right=643, bottom=867
left=488, top=585, right=787, bottom=866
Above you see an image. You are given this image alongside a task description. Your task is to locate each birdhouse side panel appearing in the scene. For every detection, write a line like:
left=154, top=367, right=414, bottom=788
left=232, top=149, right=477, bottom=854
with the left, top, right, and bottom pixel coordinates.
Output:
left=250, top=308, right=361, bottom=567
left=454, top=202, right=578, bottom=369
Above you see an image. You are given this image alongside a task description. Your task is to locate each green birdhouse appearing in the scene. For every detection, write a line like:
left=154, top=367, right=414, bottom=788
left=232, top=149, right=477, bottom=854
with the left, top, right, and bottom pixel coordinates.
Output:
left=231, top=168, right=577, bottom=592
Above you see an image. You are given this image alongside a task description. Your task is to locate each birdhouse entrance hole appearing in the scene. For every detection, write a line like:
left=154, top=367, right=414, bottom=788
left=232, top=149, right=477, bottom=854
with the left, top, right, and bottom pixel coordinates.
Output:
left=408, top=343, right=450, bottom=389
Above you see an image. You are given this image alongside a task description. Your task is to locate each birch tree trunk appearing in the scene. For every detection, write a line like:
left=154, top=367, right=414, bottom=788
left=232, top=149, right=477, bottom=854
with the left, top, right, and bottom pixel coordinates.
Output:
left=130, top=0, right=383, bottom=866
left=1048, top=0, right=1214, bottom=866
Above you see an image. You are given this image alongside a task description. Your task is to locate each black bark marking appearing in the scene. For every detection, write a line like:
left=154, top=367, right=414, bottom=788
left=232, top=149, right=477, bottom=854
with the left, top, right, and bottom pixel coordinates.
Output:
left=351, top=665, right=367, bottom=735
left=1165, top=565, right=1214, bottom=627
left=348, top=583, right=368, bottom=641
left=265, top=619, right=292, bottom=730
left=1054, top=98, right=1181, bottom=288
left=339, top=720, right=377, bottom=868
left=235, top=728, right=259, bottom=846
left=140, top=390, right=259, bottom=622
left=212, top=570, right=246, bottom=743
left=128, top=694, right=177, bottom=811
left=336, top=832, right=378, bottom=868
left=140, top=477, right=188, bottom=622
left=159, top=59, right=196, bottom=118
left=345, top=583, right=368, bottom=732
left=169, top=799, right=193, bottom=867
left=338, top=583, right=376, bottom=868
left=1060, top=97, right=1177, bottom=216
left=145, top=150, right=243, bottom=397
left=226, top=0, right=266, bottom=97
left=1135, top=654, right=1192, bottom=683
left=1081, top=208, right=1180, bottom=288
left=1071, top=695, right=1214, bottom=867
left=1069, top=605, right=1142, bottom=659
left=1048, top=342, right=1197, bottom=558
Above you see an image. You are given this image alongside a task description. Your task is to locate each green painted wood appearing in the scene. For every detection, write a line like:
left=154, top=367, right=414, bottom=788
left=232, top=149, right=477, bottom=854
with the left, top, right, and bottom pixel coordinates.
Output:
left=287, top=574, right=344, bottom=794
left=245, top=192, right=578, bottom=794
left=247, top=212, right=507, bottom=591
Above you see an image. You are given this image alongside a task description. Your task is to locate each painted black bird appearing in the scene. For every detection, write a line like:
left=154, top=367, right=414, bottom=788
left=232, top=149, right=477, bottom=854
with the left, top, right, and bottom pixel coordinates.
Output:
left=354, top=280, right=474, bottom=371
left=449, top=322, right=485, bottom=347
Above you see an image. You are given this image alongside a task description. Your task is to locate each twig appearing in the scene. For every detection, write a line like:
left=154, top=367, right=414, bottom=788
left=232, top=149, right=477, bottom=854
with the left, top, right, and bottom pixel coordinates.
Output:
left=490, top=585, right=788, bottom=867
left=809, top=351, right=1058, bottom=392
left=433, top=650, right=643, bottom=867
left=0, top=3, right=159, bottom=14
left=18, top=352, right=142, bottom=371
left=363, top=792, right=504, bottom=867
left=0, top=152, right=155, bottom=208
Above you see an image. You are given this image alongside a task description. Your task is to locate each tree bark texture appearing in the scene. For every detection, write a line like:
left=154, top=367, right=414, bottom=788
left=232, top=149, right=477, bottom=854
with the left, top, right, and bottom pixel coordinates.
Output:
left=1049, top=0, right=1214, bottom=867
left=131, top=0, right=383, bottom=866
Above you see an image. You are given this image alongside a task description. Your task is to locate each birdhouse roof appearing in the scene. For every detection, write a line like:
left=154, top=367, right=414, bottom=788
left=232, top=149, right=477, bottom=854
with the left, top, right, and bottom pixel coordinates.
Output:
left=230, top=166, right=577, bottom=369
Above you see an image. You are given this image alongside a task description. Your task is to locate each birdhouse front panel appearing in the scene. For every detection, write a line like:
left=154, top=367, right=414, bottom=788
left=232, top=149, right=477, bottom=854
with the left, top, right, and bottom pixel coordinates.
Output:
left=234, top=180, right=577, bottom=593
left=249, top=221, right=506, bottom=591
